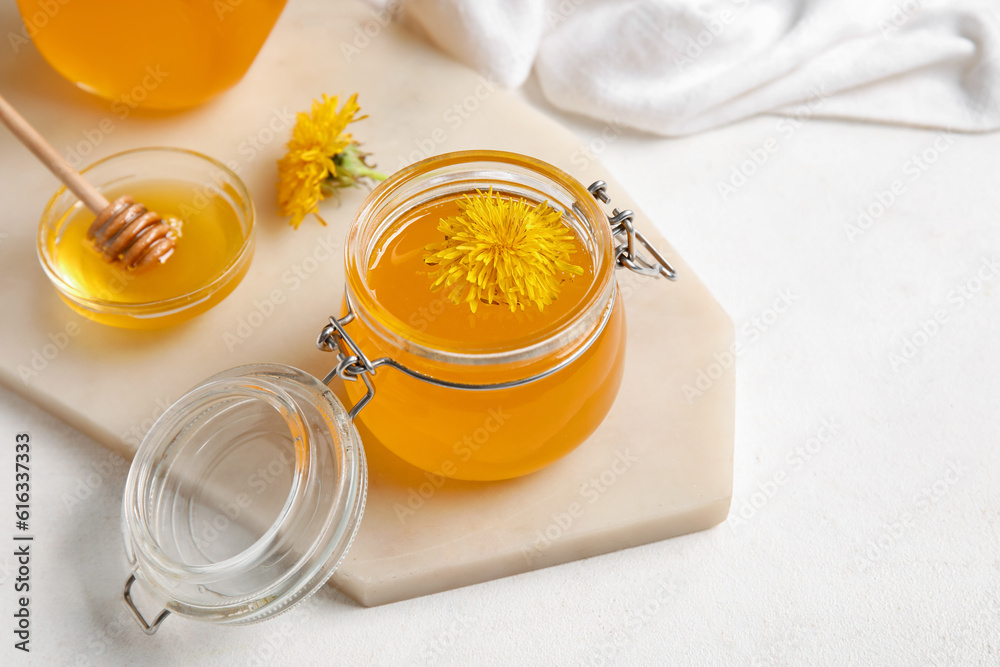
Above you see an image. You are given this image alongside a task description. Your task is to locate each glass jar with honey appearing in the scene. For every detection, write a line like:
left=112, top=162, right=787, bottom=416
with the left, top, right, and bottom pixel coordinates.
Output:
left=120, top=150, right=676, bottom=632
left=330, top=151, right=677, bottom=480
left=16, top=0, right=287, bottom=109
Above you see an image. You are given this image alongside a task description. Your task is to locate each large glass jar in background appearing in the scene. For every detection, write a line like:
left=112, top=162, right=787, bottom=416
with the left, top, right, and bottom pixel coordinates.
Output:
left=16, top=0, right=287, bottom=109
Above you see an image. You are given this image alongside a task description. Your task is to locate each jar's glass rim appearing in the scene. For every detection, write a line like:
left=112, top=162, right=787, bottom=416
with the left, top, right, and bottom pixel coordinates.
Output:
left=344, top=150, right=617, bottom=368
left=36, top=146, right=255, bottom=313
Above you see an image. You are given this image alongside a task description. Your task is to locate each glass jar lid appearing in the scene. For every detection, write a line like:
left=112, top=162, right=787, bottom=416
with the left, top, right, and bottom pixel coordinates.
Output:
left=121, top=363, right=366, bottom=632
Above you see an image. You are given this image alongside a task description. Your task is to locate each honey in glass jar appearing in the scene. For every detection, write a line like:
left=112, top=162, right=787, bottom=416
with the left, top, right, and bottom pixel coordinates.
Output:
left=334, top=151, right=637, bottom=481
left=16, top=0, right=286, bottom=109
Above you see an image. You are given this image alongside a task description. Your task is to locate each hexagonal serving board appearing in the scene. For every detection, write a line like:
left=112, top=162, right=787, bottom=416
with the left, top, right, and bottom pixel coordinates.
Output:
left=0, top=0, right=733, bottom=606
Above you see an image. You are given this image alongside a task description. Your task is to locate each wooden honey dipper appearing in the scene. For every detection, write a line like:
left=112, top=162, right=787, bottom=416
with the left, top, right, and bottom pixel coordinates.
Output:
left=0, top=93, right=176, bottom=270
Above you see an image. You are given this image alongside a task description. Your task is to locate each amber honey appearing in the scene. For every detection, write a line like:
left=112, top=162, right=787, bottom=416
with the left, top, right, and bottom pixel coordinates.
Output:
left=366, top=197, right=597, bottom=350
left=342, top=152, right=626, bottom=481
left=53, top=180, right=243, bottom=302
left=17, top=0, right=286, bottom=109
left=38, top=148, right=254, bottom=329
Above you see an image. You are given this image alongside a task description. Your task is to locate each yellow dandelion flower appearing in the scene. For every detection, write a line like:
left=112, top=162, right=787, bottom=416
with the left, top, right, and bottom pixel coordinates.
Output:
left=276, top=93, right=386, bottom=229
left=424, top=188, right=584, bottom=313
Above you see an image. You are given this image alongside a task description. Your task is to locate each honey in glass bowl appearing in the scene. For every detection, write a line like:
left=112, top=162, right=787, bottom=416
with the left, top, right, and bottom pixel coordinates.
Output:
left=338, top=151, right=628, bottom=481
left=37, top=147, right=255, bottom=329
left=16, top=0, right=286, bottom=109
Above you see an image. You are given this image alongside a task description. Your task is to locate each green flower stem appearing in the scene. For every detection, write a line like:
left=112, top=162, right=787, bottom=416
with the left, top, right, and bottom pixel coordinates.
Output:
left=325, top=142, right=387, bottom=194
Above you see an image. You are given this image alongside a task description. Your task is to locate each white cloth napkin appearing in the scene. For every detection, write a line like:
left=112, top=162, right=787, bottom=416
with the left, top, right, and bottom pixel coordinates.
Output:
left=396, top=0, right=1000, bottom=136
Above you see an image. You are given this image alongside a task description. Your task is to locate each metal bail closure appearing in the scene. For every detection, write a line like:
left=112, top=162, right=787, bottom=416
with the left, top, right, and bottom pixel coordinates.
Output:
left=316, top=310, right=377, bottom=419
left=123, top=573, right=171, bottom=635
left=587, top=180, right=678, bottom=281
left=316, top=290, right=621, bottom=417
left=316, top=181, right=675, bottom=416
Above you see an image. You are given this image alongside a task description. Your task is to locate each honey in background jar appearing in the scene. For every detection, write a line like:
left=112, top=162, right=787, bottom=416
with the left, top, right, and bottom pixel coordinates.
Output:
left=16, top=0, right=287, bottom=109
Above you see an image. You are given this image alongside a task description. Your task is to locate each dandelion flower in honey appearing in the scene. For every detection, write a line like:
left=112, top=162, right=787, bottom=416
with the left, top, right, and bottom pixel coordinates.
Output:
left=424, top=188, right=584, bottom=313
left=276, top=93, right=386, bottom=228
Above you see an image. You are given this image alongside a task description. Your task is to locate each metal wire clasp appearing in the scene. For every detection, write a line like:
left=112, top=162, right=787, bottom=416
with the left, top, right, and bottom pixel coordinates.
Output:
left=587, top=181, right=677, bottom=281
left=315, top=290, right=619, bottom=419
left=123, top=573, right=170, bottom=635
left=316, top=309, right=377, bottom=419
left=316, top=180, right=674, bottom=418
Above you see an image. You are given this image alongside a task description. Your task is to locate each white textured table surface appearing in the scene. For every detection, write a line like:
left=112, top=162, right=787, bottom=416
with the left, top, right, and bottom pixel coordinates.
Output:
left=2, top=5, right=999, bottom=667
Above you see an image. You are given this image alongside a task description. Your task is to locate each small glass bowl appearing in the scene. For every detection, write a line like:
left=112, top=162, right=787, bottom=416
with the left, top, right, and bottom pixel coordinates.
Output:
left=36, top=147, right=255, bottom=329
